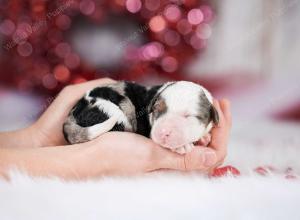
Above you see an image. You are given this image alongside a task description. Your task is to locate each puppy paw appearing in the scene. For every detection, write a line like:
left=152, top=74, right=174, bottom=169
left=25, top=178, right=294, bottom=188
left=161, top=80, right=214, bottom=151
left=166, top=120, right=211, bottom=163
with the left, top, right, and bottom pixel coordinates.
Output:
left=198, top=134, right=211, bottom=146
left=173, top=143, right=194, bottom=154
left=173, top=147, right=186, bottom=154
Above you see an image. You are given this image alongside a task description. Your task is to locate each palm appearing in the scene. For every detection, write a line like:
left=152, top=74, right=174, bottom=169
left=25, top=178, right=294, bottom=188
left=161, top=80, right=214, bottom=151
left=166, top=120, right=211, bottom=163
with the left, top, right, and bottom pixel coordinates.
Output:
left=85, top=132, right=159, bottom=174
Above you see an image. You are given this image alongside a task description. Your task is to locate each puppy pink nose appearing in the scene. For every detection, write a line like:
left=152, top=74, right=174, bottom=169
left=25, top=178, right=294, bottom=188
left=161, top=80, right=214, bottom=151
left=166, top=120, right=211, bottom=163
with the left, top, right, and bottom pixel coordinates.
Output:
left=159, top=128, right=171, bottom=141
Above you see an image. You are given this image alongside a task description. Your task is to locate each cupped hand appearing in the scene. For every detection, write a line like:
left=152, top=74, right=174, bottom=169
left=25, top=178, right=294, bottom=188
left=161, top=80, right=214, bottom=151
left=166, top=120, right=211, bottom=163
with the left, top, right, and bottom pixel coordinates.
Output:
left=23, top=76, right=231, bottom=176
left=76, top=99, right=232, bottom=176
left=29, top=78, right=115, bottom=147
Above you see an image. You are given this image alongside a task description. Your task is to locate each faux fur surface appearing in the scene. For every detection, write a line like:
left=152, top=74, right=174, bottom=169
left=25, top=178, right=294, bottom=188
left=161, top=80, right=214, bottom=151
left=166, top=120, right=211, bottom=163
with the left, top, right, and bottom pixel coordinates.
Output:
left=1, top=119, right=300, bottom=220
left=1, top=173, right=300, bottom=220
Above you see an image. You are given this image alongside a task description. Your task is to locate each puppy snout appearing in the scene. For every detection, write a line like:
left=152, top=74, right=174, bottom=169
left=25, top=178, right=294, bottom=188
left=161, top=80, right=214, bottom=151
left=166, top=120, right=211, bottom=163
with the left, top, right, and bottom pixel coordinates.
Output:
left=158, top=128, right=172, bottom=142
left=160, top=128, right=171, bottom=137
left=151, top=115, right=188, bottom=149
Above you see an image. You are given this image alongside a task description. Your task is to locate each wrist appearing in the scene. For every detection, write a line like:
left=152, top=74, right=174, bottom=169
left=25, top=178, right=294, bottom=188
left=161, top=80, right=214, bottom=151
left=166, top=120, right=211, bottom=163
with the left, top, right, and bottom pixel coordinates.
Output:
left=0, top=144, right=97, bottom=180
left=23, top=125, right=42, bottom=148
left=0, top=126, right=38, bottom=148
left=26, top=121, right=51, bottom=147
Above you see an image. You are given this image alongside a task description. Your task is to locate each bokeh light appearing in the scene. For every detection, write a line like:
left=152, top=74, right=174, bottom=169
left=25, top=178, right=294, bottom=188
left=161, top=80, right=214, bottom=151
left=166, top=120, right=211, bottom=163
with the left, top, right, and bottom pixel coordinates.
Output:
left=177, top=19, right=192, bottom=35
left=187, top=9, right=204, bottom=25
left=72, top=76, right=87, bottom=84
left=164, top=30, right=180, bottom=46
left=199, top=5, right=214, bottom=22
left=42, top=74, right=57, bottom=89
left=149, top=16, right=166, bottom=32
left=161, top=56, right=178, bottom=72
left=13, top=29, right=28, bottom=44
left=56, top=15, right=72, bottom=30
left=126, top=0, right=142, bottom=13
left=80, top=0, right=96, bottom=15
left=190, top=35, right=207, bottom=49
left=64, top=53, right=80, bottom=69
left=55, top=42, right=71, bottom=58
left=54, top=65, right=71, bottom=82
left=0, top=19, right=15, bottom=36
left=196, top=23, right=212, bottom=40
left=164, top=4, right=181, bottom=22
left=18, top=22, right=32, bottom=34
left=145, top=0, right=160, bottom=11
left=141, top=42, right=164, bottom=60
left=17, top=42, right=33, bottom=57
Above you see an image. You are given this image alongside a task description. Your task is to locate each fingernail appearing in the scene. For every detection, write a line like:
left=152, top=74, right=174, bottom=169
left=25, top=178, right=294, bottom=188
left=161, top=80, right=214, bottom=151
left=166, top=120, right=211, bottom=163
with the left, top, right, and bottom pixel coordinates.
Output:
left=204, top=152, right=217, bottom=167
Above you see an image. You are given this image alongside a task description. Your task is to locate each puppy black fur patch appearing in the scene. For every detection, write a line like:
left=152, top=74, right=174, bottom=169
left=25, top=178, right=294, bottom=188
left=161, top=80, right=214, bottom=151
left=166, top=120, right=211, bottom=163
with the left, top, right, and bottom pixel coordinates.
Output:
left=74, top=101, right=110, bottom=127
left=89, top=87, right=125, bottom=105
left=111, top=123, right=125, bottom=132
left=124, top=81, right=151, bottom=137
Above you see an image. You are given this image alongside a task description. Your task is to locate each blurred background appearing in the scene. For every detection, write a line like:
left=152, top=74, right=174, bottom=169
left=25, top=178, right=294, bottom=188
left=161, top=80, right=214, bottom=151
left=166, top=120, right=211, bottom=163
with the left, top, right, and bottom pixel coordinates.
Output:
left=0, top=0, right=299, bottom=157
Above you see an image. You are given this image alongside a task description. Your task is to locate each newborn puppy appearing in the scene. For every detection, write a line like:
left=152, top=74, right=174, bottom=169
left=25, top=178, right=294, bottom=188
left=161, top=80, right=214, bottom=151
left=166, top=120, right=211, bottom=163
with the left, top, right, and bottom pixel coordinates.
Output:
left=63, top=80, right=218, bottom=155
left=148, top=81, right=219, bottom=154
left=63, top=81, right=152, bottom=144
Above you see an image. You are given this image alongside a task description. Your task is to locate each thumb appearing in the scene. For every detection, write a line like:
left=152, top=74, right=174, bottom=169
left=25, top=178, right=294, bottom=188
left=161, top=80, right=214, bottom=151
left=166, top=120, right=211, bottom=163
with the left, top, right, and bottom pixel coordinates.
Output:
left=153, top=146, right=217, bottom=171
left=184, top=147, right=217, bottom=171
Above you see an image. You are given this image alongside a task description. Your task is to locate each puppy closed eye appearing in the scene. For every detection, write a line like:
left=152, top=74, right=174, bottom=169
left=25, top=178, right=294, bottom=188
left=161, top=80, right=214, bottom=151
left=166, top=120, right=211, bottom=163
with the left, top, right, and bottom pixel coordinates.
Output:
left=183, top=113, right=196, bottom=119
left=196, top=115, right=205, bottom=121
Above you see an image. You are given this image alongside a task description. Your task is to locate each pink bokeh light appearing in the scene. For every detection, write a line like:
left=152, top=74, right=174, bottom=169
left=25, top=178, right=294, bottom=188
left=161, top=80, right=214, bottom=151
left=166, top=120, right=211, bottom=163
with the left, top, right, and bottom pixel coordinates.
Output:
left=126, top=0, right=142, bottom=13
left=187, top=9, right=204, bottom=25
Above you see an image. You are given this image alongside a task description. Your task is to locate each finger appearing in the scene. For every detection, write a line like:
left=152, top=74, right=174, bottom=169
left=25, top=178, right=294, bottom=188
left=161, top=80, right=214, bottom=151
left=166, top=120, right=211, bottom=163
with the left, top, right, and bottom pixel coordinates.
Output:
left=184, top=147, right=217, bottom=171
left=155, top=146, right=217, bottom=171
left=208, top=99, right=231, bottom=159
left=152, top=146, right=185, bottom=171
left=219, top=99, right=232, bottom=126
left=212, top=99, right=225, bottom=127
left=207, top=158, right=225, bottom=174
left=209, top=102, right=225, bottom=150
left=209, top=127, right=228, bottom=155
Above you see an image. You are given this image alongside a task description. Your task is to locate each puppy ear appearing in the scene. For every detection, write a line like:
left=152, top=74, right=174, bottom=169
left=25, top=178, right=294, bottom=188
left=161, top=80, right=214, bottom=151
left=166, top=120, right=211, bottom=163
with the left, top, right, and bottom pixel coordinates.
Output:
left=210, top=105, right=219, bottom=125
left=147, top=98, right=156, bottom=114
left=147, top=104, right=153, bottom=114
left=146, top=85, right=163, bottom=114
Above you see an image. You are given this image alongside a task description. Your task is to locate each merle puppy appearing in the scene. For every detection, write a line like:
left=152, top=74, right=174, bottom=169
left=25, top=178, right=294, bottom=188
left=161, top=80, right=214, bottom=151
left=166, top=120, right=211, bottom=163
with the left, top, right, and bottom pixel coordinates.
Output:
left=63, top=81, right=219, bottom=154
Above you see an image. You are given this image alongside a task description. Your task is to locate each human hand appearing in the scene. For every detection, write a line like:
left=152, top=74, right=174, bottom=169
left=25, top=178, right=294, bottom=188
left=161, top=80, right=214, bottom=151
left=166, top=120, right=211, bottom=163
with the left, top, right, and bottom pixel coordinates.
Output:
left=76, top=100, right=231, bottom=176
left=0, top=98, right=231, bottom=179
left=29, top=78, right=115, bottom=147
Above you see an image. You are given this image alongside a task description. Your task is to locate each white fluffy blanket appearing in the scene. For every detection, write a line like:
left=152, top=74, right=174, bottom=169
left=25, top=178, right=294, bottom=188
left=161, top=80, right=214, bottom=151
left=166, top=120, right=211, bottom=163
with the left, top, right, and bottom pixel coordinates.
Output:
left=1, top=120, right=300, bottom=220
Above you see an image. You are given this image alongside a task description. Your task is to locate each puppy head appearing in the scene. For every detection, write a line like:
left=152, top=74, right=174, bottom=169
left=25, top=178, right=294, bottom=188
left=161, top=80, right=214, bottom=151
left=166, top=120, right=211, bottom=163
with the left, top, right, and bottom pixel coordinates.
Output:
left=149, top=81, right=219, bottom=151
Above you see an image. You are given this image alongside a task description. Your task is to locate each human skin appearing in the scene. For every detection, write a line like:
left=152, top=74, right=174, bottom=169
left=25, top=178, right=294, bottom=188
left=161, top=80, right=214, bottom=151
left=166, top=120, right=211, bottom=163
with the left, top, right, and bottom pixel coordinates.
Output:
left=0, top=78, right=231, bottom=179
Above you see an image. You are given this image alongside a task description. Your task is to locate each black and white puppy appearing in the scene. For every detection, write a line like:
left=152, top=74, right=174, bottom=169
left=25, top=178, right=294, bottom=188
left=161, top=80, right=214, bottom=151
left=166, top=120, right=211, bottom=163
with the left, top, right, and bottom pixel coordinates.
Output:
left=63, top=81, right=219, bottom=154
